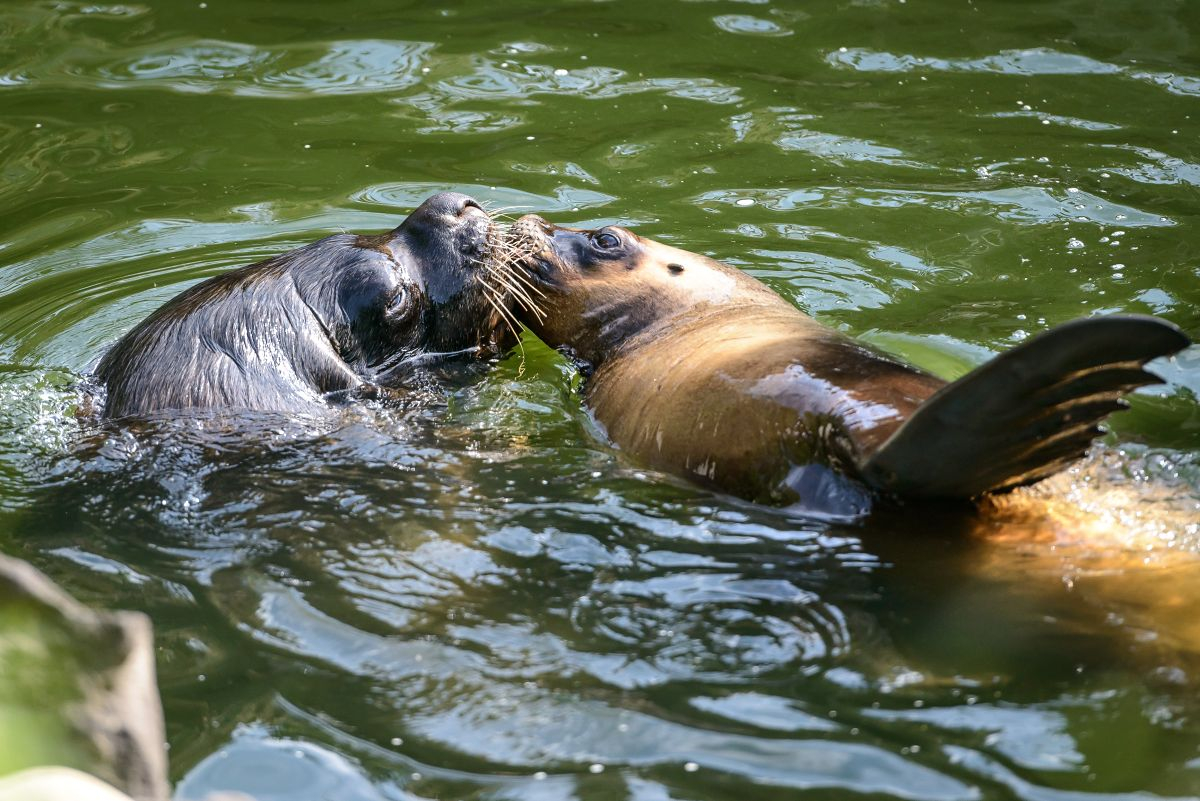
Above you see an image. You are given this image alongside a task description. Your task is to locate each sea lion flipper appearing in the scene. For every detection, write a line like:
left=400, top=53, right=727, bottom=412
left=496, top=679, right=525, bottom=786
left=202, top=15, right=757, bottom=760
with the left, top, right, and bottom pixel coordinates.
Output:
left=859, top=315, right=1191, bottom=499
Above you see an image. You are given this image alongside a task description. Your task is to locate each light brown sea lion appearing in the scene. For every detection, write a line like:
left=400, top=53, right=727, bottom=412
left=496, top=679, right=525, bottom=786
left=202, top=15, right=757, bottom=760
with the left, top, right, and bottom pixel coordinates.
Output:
left=504, top=215, right=1191, bottom=515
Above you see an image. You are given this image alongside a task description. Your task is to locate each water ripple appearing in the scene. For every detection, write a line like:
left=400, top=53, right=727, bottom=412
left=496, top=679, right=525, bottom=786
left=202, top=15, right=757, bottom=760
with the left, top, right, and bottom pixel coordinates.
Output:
left=827, top=46, right=1200, bottom=99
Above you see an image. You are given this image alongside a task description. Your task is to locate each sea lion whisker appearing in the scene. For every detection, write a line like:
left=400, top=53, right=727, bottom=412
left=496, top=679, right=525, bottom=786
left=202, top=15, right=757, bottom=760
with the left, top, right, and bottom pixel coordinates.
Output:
left=487, top=257, right=546, bottom=298
left=479, top=267, right=546, bottom=320
left=484, top=274, right=545, bottom=319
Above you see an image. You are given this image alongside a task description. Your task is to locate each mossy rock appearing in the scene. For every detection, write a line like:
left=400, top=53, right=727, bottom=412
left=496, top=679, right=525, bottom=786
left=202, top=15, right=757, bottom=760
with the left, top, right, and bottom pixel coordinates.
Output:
left=0, top=555, right=168, bottom=800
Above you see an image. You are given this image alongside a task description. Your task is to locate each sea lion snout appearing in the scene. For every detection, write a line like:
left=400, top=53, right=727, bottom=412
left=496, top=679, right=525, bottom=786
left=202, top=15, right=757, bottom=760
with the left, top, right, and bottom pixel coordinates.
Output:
left=395, top=192, right=495, bottom=268
left=411, top=191, right=486, bottom=220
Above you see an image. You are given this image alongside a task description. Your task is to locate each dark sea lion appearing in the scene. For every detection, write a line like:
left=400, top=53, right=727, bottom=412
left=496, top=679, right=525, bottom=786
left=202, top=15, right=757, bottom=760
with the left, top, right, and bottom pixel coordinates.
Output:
left=504, top=215, right=1191, bottom=514
left=95, top=192, right=517, bottom=419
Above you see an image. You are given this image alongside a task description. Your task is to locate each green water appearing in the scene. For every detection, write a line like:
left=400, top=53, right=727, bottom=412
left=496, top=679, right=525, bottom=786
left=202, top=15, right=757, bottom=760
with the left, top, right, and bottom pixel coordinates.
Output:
left=2, top=1, right=1199, bottom=799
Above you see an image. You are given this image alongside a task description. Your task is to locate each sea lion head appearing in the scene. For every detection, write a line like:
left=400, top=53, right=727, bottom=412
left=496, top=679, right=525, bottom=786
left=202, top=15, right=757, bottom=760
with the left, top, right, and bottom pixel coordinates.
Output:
left=376, top=191, right=517, bottom=358
left=502, top=214, right=772, bottom=367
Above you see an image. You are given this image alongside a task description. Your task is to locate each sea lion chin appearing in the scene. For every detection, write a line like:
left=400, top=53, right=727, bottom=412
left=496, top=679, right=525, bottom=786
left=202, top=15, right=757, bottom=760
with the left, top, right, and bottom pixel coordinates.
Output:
left=95, top=192, right=519, bottom=419
left=504, top=214, right=1190, bottom=514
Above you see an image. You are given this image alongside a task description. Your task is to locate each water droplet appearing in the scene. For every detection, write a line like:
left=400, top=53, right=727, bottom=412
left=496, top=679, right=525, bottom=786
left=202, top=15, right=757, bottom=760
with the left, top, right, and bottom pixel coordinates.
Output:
left=390, top=737, right=403, bottom=746
left=684, top=762, right=699, bottom=772
left=589, top=763, right=605, bottom=774
left=526, top=135, right=536, bottom=141
left=303, top=144, right=311, bottom=149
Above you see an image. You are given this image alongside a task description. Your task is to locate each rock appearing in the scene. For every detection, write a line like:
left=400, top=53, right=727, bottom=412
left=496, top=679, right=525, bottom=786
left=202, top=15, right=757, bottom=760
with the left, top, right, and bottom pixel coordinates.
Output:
left=0, top=766, right=138, bottom=801
left=0, top=555, right=169, bottom=800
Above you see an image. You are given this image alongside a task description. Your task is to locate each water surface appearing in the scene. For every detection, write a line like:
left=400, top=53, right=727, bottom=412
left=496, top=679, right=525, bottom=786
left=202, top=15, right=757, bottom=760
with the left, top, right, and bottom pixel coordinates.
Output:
left=1, top=1, right=1199, bottom=799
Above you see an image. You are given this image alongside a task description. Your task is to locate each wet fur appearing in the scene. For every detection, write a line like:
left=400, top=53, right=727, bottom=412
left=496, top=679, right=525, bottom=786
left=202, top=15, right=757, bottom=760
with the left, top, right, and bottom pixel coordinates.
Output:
left=96, top=194, right=511, bottom=419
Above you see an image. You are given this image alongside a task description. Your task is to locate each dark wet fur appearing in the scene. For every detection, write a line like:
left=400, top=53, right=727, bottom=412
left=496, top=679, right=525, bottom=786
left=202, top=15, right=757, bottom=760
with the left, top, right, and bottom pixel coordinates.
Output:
left=95, top=193, right=510, bottom=419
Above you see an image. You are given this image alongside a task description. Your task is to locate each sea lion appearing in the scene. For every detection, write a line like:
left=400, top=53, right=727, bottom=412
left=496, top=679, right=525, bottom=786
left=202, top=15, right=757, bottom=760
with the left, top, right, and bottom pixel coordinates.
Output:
left=95, top=192, right=517, bottom=419
left=504, top=215, right=1191, bottom=514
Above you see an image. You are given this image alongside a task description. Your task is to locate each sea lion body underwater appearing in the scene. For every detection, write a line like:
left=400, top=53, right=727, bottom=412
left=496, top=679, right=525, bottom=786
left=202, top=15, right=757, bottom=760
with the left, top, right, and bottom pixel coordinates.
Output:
left=95, top=192, right=515, bottom=419
left=506, top=215, right=1192, bottom=514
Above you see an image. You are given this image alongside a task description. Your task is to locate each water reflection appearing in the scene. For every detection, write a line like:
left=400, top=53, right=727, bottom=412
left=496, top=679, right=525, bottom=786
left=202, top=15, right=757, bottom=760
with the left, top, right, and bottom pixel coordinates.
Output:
left=1, top=0, right=1199, bottom=799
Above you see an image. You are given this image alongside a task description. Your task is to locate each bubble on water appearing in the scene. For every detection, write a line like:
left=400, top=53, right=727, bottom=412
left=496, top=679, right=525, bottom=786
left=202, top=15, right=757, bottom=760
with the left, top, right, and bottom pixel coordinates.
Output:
left=554, top=68, right=568, bottom=76
left=589, top=763, right=605, bottom=774
left=526, top=135, right=536, bottom=140
left=1067, top=238, right=1085, bottom=249
left=1066, top=187, right=1080, bottom=194
left=1100, top=172, right=1111, bottom=178
left=1111, top=263, right=1125, bottom=270
left=533, top=771, right=547, bottom=781
left=684, top=762, right=699, bottom=772
left=1112, top=230, right=1125, bottom=237
left=390, top=737, right=403, bottom=746
left=1112, top=272, right=1124, bottom=279
left=1041, top=119, right=1050, bottom=125
left=974, top=166, right=990, bottom=178
left=735, top=197, right=755, bottom=207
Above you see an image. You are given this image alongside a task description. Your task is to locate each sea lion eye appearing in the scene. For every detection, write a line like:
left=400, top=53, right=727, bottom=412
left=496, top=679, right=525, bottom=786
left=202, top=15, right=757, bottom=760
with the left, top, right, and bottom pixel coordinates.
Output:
left=592, top=230, right=621, bottom=250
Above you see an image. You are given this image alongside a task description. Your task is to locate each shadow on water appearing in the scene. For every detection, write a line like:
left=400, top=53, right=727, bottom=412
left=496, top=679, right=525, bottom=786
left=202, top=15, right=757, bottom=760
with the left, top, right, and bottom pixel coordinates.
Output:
left=6, top=352, right=1200, bottom=800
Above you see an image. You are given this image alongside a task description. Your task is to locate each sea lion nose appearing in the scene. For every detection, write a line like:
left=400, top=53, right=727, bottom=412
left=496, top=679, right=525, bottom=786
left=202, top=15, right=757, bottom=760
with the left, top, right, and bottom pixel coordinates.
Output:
left=419, top=191, right=484, bottom=218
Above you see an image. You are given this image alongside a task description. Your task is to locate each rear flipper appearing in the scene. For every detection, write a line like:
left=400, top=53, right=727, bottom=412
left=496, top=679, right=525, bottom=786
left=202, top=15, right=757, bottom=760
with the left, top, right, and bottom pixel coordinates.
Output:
left=860, top=315, right=1191, bottom=499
